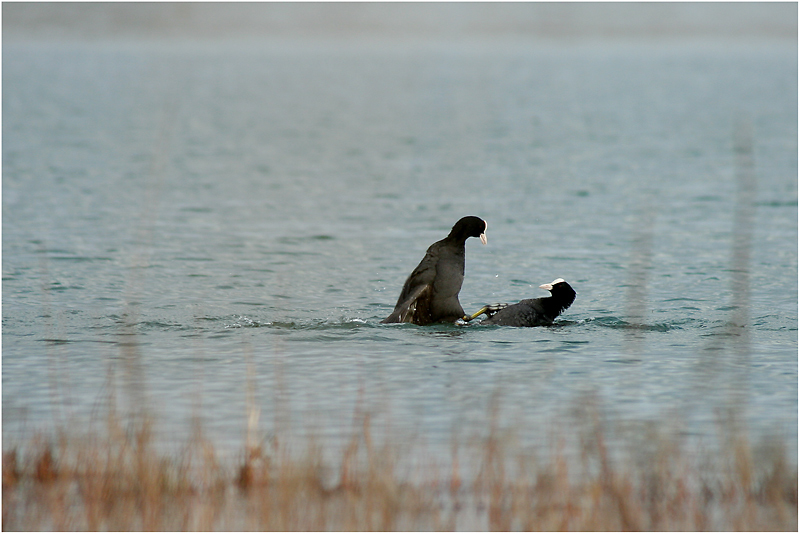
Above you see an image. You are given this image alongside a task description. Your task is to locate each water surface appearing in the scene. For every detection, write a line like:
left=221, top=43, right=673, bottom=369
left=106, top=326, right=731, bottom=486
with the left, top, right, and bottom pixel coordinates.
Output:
left=3, top=38, right=797, bottom=466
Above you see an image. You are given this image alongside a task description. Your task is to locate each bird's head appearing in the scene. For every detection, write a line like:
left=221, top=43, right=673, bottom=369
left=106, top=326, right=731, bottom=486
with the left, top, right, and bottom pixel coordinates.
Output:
left=539, top=278, right=576, bottom=310
left=450, top=216, right=487, bottom=245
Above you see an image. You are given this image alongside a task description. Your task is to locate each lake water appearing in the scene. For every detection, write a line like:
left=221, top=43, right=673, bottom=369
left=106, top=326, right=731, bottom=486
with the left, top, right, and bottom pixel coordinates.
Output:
left=3, top=38, right=797, bottom=467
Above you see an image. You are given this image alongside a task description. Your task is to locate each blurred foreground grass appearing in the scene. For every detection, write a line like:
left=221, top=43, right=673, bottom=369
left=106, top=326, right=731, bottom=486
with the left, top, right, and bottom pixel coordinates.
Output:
left=3, top=403, right=796, bottom=531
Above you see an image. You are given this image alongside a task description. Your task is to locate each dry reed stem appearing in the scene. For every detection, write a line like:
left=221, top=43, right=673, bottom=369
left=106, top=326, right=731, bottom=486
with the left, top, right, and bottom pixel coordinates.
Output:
left=3, top=405, right=796, bottom=531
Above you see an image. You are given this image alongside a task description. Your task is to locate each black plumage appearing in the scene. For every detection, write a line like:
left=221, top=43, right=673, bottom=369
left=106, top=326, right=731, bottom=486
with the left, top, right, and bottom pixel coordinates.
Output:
left=477, top=278, right=575, bottom=327
left=381, top=216, right=487, bottom=325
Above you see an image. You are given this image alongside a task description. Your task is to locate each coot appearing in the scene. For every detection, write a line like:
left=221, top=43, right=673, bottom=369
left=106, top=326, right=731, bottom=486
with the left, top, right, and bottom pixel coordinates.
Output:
left=381, top=216, right=488, bottom=325
left=469, top=278, right=575, bottom=327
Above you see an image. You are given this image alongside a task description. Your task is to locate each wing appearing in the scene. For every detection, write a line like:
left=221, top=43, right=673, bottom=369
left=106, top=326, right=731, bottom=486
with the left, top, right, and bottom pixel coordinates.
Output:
left=483, top=298, right=551, bottom=327
left=381, top=245, right=440, bottom=324
left=394, top=246, right=438, bottom=304
left=380, top=283, right=433, bottom=324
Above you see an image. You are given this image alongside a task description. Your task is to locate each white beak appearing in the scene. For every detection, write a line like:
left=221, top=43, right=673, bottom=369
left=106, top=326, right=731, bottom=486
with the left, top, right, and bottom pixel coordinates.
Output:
left=539, top=278, right=565, bottom=291
left=479, top=220, right=488, bottom=245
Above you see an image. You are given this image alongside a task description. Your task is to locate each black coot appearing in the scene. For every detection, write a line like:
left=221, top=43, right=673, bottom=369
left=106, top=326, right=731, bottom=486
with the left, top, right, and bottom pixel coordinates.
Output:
left=381, top=216, right=488, bottom=325
left=470, top=278, right=575, bottom=327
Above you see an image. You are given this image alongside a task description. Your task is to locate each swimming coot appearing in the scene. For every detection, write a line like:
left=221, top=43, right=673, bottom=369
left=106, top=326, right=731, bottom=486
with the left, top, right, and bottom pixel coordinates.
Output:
left=381, top=216, right=488, bottom=325
left=469, top=278, right=575, bottom=327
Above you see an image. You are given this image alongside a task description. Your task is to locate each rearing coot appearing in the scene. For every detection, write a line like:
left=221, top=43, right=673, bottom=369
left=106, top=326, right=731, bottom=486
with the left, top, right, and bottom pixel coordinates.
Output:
left=381, top=216, right=488, bottom=325
left=469, top=278, right=575, bottom=327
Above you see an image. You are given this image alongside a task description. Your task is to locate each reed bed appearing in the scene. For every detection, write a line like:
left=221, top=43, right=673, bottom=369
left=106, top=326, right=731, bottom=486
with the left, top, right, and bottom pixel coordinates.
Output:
left=3, top=404, right=796, bottom=531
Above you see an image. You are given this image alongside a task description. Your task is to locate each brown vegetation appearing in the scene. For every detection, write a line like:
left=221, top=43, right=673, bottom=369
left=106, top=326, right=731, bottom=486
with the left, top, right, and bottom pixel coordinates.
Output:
left=3, top=405, right=796, bottom=531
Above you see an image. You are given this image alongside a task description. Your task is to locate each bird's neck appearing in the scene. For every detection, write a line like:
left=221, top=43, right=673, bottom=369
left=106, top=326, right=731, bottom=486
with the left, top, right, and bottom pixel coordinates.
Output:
left=542, top=295, right=572, bottom=317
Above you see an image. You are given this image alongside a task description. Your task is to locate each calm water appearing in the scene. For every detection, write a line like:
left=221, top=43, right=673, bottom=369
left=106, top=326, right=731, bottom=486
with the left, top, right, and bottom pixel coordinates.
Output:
left=3, top=39, right=797, bottom=465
